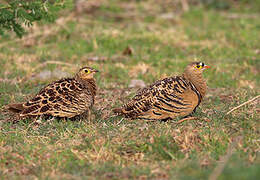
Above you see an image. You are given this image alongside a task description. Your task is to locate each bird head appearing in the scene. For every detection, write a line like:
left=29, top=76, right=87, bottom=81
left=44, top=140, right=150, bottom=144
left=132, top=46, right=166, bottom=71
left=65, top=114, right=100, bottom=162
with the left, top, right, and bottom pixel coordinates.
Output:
left=184, top=62, right=210, bottom=76
left=76, top=67, right=99, bottom=80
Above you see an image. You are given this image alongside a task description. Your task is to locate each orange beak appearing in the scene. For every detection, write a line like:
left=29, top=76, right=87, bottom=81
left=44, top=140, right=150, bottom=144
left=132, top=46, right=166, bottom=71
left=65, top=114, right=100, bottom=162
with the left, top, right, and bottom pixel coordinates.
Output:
left=204, top=65, right=210, bottom=69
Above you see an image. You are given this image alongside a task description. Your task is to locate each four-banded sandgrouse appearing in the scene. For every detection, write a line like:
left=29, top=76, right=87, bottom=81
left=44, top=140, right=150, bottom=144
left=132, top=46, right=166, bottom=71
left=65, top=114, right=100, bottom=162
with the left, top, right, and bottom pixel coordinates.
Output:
left=113, top=62, right=210, bottom=121
left=8, top=67, right=99, bottom=119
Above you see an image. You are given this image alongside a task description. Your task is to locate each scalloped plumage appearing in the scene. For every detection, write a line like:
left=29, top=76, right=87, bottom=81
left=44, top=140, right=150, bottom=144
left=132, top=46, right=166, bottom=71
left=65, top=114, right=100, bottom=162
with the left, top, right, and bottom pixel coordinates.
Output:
left=8, top=67, right=99, bottom=119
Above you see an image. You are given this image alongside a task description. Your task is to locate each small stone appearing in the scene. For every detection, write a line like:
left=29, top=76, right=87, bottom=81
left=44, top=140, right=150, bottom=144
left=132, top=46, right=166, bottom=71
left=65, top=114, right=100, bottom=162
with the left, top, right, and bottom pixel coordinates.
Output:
left=129, top=79, right=146, bottom=89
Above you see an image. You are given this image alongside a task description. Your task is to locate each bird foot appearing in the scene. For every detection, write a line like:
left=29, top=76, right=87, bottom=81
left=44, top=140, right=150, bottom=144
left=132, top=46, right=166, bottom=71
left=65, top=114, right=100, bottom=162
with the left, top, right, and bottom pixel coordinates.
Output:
left=177, top=117, right=197, bottom=124
left=35, top=115, right=43, bottom=124
left=47, top=116, right=56, bottom=122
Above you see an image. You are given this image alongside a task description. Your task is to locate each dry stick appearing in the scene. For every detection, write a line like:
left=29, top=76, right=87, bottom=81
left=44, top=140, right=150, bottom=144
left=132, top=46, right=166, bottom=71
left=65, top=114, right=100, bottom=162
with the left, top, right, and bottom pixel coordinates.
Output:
left=177, top=116, right=197, bottom=124
left=209, top=136, right=243, bottom=180
left=220, top=12, right=259, bottom=19
left=226, top=95, right=260, bottom=115
left=46, top=60, right=77, bottom=67
left=31, top=60, right=77, bottom=72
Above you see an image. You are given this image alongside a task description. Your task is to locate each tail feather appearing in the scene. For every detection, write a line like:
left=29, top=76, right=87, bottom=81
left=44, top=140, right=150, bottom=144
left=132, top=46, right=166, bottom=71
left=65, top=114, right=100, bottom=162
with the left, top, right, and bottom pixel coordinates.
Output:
left=112, top=107, right=123, bottom=114
left=8, top=103, right=24, bottom=113
left=113, top=107, right=136, bottom=118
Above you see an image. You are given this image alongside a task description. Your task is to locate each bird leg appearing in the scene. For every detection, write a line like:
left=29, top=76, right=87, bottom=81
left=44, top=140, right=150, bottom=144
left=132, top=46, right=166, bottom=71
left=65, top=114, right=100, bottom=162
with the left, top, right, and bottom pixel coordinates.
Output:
left=47, top=116, right=56, bottom=122
left=192, top=107, right=198, bottom=114
left=35, top=115, right=43, bottom=124
left=177, top=116, right=197, bottom=124
left=87, top=110, right=91, bottom=121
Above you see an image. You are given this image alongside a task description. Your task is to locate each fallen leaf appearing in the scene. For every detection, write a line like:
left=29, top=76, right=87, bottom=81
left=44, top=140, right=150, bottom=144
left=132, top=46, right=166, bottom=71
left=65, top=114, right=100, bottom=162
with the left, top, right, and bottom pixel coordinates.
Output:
left=122, top=46, right=134, bottom=56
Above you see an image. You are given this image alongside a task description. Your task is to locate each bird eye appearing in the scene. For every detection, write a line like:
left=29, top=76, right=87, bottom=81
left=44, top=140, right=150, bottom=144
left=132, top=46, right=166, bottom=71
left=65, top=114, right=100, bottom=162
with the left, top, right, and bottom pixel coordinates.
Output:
left=84, top=69, right=89, bottom=73
left=196, top=65, right=201, bottom=69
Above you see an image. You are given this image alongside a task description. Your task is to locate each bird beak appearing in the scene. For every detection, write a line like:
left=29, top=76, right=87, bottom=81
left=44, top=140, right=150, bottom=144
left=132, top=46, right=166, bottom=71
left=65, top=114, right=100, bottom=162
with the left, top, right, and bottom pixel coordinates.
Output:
left=204, top=65, right=210, bottom=69
left=92, top=69, right=99, bottom=73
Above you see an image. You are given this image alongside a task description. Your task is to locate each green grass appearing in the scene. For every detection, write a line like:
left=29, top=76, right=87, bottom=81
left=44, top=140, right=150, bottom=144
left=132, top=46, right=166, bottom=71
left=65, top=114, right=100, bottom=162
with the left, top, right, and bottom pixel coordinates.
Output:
left=0, top=0, right=259, bottom=179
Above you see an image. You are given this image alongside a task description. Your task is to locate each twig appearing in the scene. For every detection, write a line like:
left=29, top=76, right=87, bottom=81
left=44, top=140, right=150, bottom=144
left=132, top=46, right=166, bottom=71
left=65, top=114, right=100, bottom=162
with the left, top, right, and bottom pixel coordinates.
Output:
left=32, top=60, right=77, bottom=72
left=226, top=95, right=260, bottom=115
left=45, top=60, right=77, bottom=67
left=177, top=117, right=197, bottom=124
left=209, top=136, right=242, bottom=180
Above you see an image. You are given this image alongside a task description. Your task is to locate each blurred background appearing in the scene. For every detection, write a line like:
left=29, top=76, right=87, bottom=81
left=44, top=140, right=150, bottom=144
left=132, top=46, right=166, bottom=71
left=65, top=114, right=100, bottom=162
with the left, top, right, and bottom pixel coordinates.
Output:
left=0, top=0, right=259, bottom=89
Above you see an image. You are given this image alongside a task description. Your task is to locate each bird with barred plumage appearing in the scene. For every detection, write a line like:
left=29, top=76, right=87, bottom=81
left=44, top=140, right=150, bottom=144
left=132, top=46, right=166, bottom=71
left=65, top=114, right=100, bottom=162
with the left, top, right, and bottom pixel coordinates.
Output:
left=113, top=62, right=210, bottom=121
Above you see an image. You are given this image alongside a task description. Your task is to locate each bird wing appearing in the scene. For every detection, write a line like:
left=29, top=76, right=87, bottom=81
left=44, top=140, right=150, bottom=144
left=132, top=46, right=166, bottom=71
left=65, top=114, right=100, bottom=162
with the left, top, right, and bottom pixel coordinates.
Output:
left=21, top=78, right=93, bottom=118
left=150, top=76, right=195, bottom=116
left=120, top=76, right=196, bottom=118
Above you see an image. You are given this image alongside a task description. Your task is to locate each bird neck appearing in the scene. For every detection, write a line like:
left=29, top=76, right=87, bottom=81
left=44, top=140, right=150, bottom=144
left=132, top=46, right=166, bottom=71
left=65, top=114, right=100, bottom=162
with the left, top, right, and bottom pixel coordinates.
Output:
left=85, top=78, right=97, bottom=96
left=183, top=72, right=207, bottom=98
left=76, top=77, right=97, bottom=96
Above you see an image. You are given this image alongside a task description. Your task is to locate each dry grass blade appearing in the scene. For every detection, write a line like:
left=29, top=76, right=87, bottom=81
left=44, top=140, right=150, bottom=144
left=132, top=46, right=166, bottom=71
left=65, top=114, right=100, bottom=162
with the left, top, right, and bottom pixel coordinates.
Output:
left=32, top=61, right=77, bottom=72
left=226, top=95, right=260, bottom=115
left=116, top=118, right=124, bottom=125
left=45, top=61, right=77, bottom=67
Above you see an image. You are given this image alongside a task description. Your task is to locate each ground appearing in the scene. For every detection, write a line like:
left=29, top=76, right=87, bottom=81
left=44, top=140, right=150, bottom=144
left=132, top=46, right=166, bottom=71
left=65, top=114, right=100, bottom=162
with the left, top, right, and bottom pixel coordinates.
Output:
left=0, top=0, right=259, bottom=179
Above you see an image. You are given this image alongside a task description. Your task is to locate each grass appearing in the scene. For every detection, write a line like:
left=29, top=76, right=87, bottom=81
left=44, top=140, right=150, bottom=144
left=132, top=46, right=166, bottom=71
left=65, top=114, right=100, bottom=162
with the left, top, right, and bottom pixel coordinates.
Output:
left=0, top=0, right=259, bottom=179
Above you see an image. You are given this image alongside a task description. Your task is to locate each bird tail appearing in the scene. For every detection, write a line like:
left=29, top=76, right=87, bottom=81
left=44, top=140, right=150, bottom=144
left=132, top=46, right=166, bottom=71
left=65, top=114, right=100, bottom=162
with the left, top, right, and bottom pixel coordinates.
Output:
left=7, top=103, right=24, bottom=113
left=112, top=107, right=123, bottom=115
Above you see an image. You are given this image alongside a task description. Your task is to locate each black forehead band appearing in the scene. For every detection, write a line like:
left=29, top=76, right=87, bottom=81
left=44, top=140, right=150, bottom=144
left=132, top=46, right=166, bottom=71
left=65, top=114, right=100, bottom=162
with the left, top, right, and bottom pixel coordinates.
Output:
left=196, top=62, right=204, bottom=66
left=80, top=67, right=93, bottom=71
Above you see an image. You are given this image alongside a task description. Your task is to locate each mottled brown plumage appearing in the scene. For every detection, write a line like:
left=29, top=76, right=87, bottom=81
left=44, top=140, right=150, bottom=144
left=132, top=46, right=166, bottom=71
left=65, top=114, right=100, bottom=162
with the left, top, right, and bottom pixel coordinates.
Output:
left=8, top=67, right=99, bottom=119
left=113, top=62, right=210, bottom=120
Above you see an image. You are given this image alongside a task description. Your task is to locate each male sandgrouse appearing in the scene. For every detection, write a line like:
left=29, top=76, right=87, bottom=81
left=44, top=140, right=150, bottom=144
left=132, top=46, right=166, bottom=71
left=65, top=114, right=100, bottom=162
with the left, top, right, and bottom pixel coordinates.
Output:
left=8, top=67, right=99, bottom=119
left=113, top=62, right=210, bottom=121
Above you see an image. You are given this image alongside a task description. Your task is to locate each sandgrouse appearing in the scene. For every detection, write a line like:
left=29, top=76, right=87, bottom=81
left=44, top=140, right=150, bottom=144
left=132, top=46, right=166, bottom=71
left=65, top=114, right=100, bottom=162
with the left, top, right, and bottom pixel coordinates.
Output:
left=8, top=67, right=99, bottom=119
left=113, top=62, right=210, bottom=121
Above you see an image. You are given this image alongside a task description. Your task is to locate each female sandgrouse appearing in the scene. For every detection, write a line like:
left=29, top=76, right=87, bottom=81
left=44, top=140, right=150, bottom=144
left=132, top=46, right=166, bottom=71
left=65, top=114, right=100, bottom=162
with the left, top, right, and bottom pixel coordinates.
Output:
left=8, top=67, right=99, bottom=119
left=113, top=62, right=210, bottom=120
